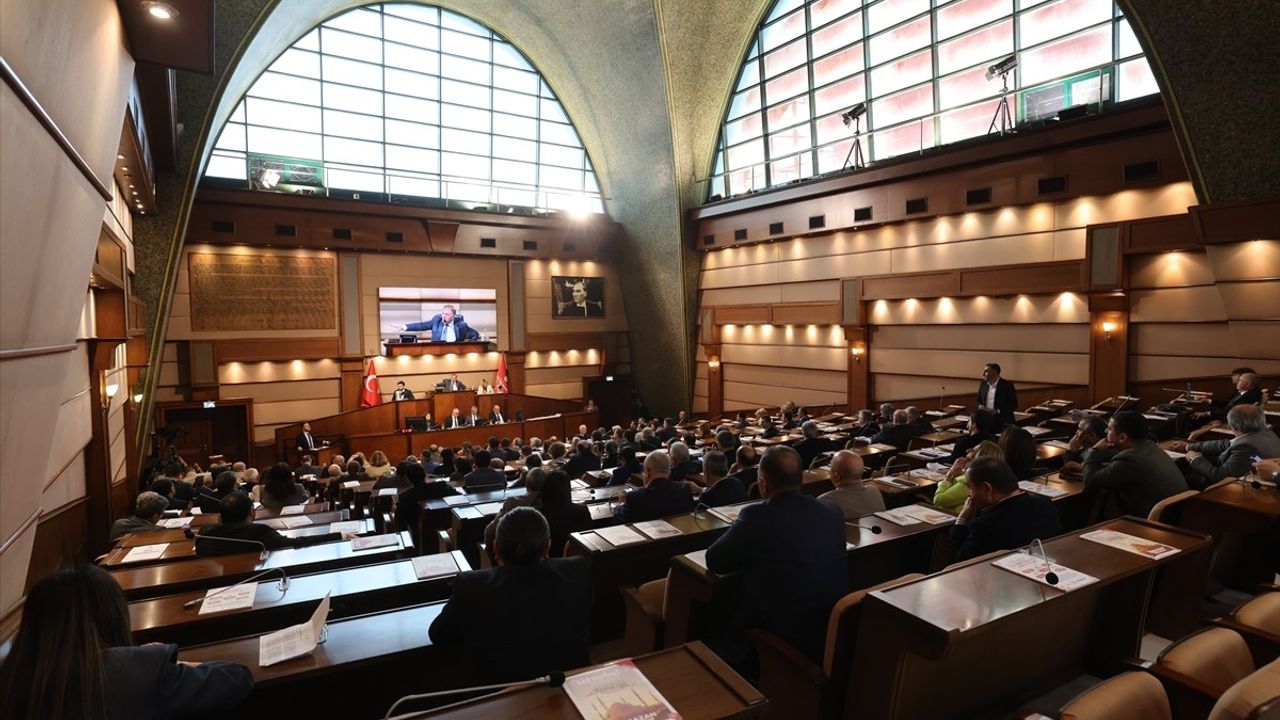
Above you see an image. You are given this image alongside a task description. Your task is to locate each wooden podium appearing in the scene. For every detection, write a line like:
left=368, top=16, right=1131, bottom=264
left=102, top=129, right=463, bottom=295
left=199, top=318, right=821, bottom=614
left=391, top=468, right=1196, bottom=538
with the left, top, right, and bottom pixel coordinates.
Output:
left=431, top=390, right=476, bottom=420
left=383, top=341, right=492, bottom=357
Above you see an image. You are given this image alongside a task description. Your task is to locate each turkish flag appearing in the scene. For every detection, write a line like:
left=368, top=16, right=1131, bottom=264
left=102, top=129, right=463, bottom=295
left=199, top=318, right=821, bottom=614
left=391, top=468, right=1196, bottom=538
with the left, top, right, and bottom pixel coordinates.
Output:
left=495, top=353, right=510, bottom=393
left=360, top=359, right=381, bottom=407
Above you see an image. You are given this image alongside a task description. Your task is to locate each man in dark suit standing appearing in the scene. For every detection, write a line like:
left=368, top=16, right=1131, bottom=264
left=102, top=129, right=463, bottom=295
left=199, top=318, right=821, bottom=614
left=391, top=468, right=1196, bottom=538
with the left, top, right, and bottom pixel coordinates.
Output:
left=392, top=381, right=414, bottom=401
left=402, top=304, right=481, bottom=342
left=429, top=507, right=592, bottom=683
left=706, top=445, right=848, bottom=668
left=977, top=363, right=1018, bottom=426
left=295, top=422, right=321, bottom=453
left=614, top=451, right=694, bottom=522
left=949, top=456, right=1062, bottom=563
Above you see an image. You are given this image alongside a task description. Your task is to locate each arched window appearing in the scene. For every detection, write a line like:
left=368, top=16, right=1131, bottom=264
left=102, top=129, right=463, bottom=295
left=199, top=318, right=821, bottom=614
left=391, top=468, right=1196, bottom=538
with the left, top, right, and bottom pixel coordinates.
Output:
left=204, top=4, right=604, bottom=214
left=709, top=0, right=1160, bottom=199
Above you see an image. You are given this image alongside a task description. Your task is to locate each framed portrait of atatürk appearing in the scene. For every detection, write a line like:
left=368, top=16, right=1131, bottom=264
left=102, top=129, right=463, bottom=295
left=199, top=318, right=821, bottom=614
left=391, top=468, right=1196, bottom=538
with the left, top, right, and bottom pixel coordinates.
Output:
left=552, top=276, right=605, bottom=318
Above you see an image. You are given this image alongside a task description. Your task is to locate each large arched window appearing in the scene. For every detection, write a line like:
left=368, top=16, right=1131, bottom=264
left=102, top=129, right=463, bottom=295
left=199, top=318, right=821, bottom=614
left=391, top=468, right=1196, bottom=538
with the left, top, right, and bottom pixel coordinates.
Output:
left=204, top=4, right=604, bottom=214
left=709, top=0, right=1160, bottom=199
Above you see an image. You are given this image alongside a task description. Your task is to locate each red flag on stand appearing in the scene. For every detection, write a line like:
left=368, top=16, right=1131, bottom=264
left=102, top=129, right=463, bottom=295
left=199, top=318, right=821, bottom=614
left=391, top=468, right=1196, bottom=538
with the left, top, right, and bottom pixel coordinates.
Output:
left=495, top=353, right=510, bottom=393
left=360, top=359, right=381, bottom=407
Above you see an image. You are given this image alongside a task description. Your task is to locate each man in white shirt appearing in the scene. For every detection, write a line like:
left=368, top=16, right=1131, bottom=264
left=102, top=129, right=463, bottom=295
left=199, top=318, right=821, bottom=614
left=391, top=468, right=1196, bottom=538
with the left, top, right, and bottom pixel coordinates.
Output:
left=976, top=363, right=1018, bottom=426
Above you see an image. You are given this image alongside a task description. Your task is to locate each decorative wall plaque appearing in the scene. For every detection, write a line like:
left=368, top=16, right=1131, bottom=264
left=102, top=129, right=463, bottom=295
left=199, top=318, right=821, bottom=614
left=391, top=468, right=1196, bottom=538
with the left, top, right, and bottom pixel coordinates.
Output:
left=188, top=252, right=336, bottom=331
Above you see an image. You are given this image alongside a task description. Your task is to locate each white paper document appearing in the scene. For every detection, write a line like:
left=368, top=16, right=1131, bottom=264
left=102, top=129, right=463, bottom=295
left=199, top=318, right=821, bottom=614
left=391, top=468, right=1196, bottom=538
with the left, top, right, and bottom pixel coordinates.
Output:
left=280, top=504, right=307, bottom=515
left=411, top=553, right=459, bottom=580
left=259, top=592, right=330, bottom=667
left=342, top=480, right=361, bottom=489
left=442, top=495, right=469, bottom=506
left=874, top=505, right=954, bottom=526
left=377, top=488, right=397, bottom=497
left=594, top=525, right=647, bottom=547
left=189, top=507, right=203, bottom=515
left=1019, top=480, right=1069, bottom=498
left=160, top=517, right=192, bottom=529
left=708, top=502, right=755, bottom=524
left=1024, top=426, right=1053, bottom=437
left=562, top=659, right=682, bottom=720
left=198, top=582, right=258, bottom=615
left=327, top=520, right=365, bottom=534
left=1164, top=450, right=1186, bottom=460
left=279, top=515, right=314, bottom=529
left=1081, top=529, right=1179, bottom=559
left=350, top=534, right=399, bottom=551
left=121, top=544, right=167, bottom=563
left=681, top=549, right=708, bottom=571
left=634, top=520, right=682, bottom=540
left=992, top=552, right=1098, bottom=591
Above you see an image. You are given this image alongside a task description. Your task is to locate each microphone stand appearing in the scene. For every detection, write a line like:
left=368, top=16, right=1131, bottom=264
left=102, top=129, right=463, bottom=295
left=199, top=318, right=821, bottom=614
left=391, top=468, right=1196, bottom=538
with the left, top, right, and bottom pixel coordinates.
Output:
left=183, top=567, right=290, bottom=609
left=185, top=529, right=270, bottom=562
left=384, top=673, right=566, bottom=720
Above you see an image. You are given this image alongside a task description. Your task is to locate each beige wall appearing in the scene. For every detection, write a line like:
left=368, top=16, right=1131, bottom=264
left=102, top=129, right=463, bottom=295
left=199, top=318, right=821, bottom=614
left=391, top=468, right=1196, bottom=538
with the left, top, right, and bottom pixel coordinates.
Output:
left=0, top=0, right=133, bottom=615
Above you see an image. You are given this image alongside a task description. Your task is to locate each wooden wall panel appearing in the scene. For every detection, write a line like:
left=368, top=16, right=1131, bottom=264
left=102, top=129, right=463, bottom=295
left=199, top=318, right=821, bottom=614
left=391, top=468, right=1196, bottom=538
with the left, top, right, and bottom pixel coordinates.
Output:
left=868, top=294, right=1090, bottom=325
left=871, top=324, right=1088, bottom=353
left=1202, top=240, right=1280, bottom=282
left=724, top=364, right=846, bottom=393
left=862, top=272, right=956, bottom=300
left=1132, top=355, right=1280, bottom=382
left=216, top=338, right=341, bottom=364
left=958, top=261, right=1085, bottom=296
left=870, top=349, right=1088, bottom=385
left=1130, top=287, right=1228, bottom=322
left=219, top=358, right=341, bottom=384
left=889, top=232, right=1065, bottom=274
left=720, top=344, right=846, bottom=371
left=1126, top=214, right=1199, bottom=253
left=1131, top=323, right=1235, bottom=357
left=1229, top=321, right=1280, bottom=359
left=1215, top=282, right=1280, bottom=320
left=723, top=382, right=845, bottom=411
left=714, top=306, right=771, bottom=324
left=218, top=379, right=341, bottom=404
left=1128, top=250, right=1216, bottom=289
left=24, top=499, right=88, bottom=591
left=770, top=303, right=841, bottom=325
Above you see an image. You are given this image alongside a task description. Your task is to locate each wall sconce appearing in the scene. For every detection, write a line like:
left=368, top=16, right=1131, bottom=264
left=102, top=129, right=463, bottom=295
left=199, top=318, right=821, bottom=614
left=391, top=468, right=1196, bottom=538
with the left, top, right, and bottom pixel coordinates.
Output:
left=707, top=357, right=721, bottom=370
left=104, top=382, right=120, bottom=400
left=1101, top=321, right=1118, bottom=340
left=133, top=392, right=144, bottom=404
left=850, top=345, right=864, bottom=361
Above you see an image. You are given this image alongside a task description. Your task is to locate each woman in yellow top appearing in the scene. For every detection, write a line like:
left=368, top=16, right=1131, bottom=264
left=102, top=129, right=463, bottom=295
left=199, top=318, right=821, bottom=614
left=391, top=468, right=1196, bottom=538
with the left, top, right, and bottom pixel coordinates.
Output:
left=933, top=440, right=1004, bottom=513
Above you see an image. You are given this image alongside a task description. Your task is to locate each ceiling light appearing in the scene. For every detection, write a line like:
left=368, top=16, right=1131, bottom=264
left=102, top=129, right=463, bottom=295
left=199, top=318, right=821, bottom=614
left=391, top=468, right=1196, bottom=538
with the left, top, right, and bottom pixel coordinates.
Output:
left=142, top=2, right=178, bottom=20
left=117, top=154, right=125, bottom=160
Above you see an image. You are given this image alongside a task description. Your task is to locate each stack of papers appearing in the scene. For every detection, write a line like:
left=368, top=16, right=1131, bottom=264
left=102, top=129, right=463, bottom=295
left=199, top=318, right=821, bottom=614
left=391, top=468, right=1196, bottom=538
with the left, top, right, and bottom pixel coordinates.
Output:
left=197, top=582, right=258, bottom=615
left=259, top=593, right=330, bottom=667
left=1019, top=481, right=1069, bottom=498
left=875, top=505, right=954, bottom=526
left=442, top=495, right=469, bottom=506
left=160, top=517, right=192, bottom=529
left=279, top=515, right=314, bottom=529
left=992, top=553, right=1097, bottom=591
left=708, top=502, right=754, bottom=524
left=121, top=544, right=167, bottom=563
left=350, top=534, right=399, bottom=552
left=562, top=659, right=681, bottom=720
left=1164, top=449, right=1187, bottom=460
left=1025, top=426, right=1053, bottom=437
left=411, top=553, right=459, bottom=580
left=280, top=505, right=307, bottom=515
left=634, top=520, right=682, bottom=540
left=342, top=480, right=361, bottom=489
left=1081, top=529, right=1179, bottom=559
left=327, top=520, right=365, bottom=534
left=376, top=488, right=397, bottom=497
left=916, top=447, right=949, bottom=458
left=594, top=525, right=647, bottom=547
left=681, top=549, right=708, bottom=571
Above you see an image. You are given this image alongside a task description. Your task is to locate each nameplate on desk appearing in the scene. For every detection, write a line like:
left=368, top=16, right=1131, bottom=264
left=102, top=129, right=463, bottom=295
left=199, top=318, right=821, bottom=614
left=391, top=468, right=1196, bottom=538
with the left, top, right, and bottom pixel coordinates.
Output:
left=198, top=582, right=258, bottom=615
left=594, top=525, right=647, bottom=547
left=280, top=505, right=307, bottom=515
left=412, top=553, right=459, bottom=580
left=875, top=475, right=921, bottom=489
left=563, top=658, right=681, bottom=720
left=1018, top=481, right=1068, bottom=498
left=915, top=447, right=949, bottom=458
left=342, top=480, right=360, bottom=489
left=992, top=553, right=1097, bottom=591
left=351, top=534, right=399, bottom=552
left=279, top=515, right=314, bottom=529
left=121, top=544, right=167, bottom=563
left=442, top=495, right=469, bottom=506
left=328, top=520, right=365, bottom=534
left=1080, top=529, right=1179, bottom=560
left=259, top=593, right=330, bottom=667
left=571, top=479, right=591, bottom=489
left=634, top=520, right=682, bottom=540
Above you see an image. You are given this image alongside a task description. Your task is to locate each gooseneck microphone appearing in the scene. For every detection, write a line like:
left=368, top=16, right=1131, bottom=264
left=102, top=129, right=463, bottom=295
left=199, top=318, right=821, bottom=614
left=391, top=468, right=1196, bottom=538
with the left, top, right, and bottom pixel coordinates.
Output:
left=185, top=528, right=270, bottom=561
left=182, top=567, right=291, bottom=609
left=1032, top=538, right=1058, bottom=585
left=849, top=519, right=883, bottom=534
left=384, top=672, right=567, bottom=719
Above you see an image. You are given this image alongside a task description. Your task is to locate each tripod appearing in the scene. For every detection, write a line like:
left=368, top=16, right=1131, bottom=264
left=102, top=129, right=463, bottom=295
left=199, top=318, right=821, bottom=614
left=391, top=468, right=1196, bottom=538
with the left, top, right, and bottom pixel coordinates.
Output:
left=841, top=115, right=866, bottom=171
left=988, top=69, right=1014, bottom=135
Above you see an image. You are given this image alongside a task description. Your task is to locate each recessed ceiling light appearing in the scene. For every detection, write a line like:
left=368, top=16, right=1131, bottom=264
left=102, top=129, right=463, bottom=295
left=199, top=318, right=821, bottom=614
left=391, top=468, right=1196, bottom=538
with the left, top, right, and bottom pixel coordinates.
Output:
left=121, top=166, right=128, bottom=172
left=117, top=154, right=125, bottom=160
left=142, top=2, right=177, bottom=20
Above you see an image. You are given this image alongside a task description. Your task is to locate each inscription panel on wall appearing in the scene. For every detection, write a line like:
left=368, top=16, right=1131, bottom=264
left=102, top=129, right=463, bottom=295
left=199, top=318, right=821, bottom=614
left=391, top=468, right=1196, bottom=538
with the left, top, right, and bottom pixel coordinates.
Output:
left=189, top=253, right=335, bottom=331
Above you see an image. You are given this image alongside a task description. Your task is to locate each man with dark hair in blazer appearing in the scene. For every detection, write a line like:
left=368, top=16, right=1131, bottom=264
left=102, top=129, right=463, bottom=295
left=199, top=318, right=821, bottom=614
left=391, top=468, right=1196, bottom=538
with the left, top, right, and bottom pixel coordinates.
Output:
left=977, top=363, right=1019, bottom=426
left=949, top=456, right=1062, bottom=563
left=295, top=422, right=321, bottom=453
left=429, top=507, right=592, bottom=683
left=467, top=404, right=485, bottom=427
left=195, top=492, right=350, bottom=556
left=441, top=373, right=467, bottom=392
left=392, top=381, right=414, bottom=401
left=706, top=445, right=848, bottom=668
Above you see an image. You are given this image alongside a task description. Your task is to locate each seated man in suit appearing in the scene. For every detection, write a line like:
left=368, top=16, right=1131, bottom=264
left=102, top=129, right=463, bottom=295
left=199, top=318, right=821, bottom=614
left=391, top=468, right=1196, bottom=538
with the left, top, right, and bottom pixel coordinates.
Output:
left=429, top=507, right=593, bottom=684
left=394, top=462, right=460, bottom=530
left=877, top=403, right=896, bottom=426
left=294, top=454, right=320, bottom=481
left=694, top=450, right=747, bottom=508
left=905, top=406, right=934, bottom=437
left=195, top=492, right=350, bottom=556
left=489, top=404, right=507, bottom=424
left=194, top=471, right=239, bottom=515
left=401, top=304, right=480, bottom=342
left=871, top=409, right=916, bottom=452
left=1061, top=415, right=1108, bottom=472
left=463, top=450, right=508, bottom=493
left=562, top=440, right=601, bottom=480
left=392, top=381, right=414, bottom=401
left=148, top=478, right=187, bottom=512
left=818, top=450, right=884, bottom=520
left=467, top=404, right=485, bottom=427
left=947, top=408, right=998, bottom=462
left=444, top=407, right=467, bottom=429
left=949, top=456, right=1062, bottom=563
left=667, top=441, right=703, bottom=484
left=794, top=421, right=839, bottom=468
left=977, top=363, right=1018, bottom=426
left=614, top=451, right=695, bottom=522
left=1189, top=370, right=1263, bottom=437
left=706, top=445, right=849, bottom=669
left=1082, top=411, right=1187, bottom=515
left=108, top=491, right=169, bottom=543
left=1183, top=405, right=1280, bottom=483
left=727, top=444, right=760, bottom=493
left=849, top=409, right=880, bottom=438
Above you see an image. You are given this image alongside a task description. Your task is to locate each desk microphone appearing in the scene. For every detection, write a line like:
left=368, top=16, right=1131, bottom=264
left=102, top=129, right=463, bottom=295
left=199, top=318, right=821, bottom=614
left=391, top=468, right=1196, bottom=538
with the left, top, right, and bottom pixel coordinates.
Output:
left=185, top=529, right=270, bottom=562
left=1031, top=538, right=1058, bottom=585
left=849, top=519, right=882, bottom=534
left=182, top=567, right=290, bottom=609
left=383, top=672, right=566, bottom=719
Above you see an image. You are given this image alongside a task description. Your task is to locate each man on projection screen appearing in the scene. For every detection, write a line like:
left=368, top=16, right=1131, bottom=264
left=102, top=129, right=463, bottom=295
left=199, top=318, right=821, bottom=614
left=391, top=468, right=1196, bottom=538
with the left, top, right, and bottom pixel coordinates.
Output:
left=402, top=304, right=481, bottom=342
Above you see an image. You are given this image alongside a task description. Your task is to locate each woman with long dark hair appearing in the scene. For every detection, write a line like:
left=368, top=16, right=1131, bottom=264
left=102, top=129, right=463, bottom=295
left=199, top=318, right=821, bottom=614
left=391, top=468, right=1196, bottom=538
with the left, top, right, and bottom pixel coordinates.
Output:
left=0, top=565, right=252, bottom=719
left=258, top=462, right=309, bottom=512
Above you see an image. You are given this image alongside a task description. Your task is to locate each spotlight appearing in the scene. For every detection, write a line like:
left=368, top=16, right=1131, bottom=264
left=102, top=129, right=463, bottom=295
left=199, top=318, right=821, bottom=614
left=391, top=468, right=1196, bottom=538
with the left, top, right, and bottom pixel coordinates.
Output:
left=840, top=103, right=867, bottom=127
left=985, top=55, right=1017, bottom=81
left=986, top=55, right=1017, bottom=136
left=840, top=103, right=868, bottom=172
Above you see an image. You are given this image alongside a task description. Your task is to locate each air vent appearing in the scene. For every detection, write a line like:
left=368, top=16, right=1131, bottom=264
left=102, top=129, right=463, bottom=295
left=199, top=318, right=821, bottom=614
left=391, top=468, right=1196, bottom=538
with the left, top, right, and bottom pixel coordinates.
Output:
left=562, top=242, right=576, bottom=252
left=332, top=228, right=352, bottom=240
left=808, top=215, right=825, bottom=229
left=769, top=222, right=784, bottom=235
left=1124, top=161, right=1159, bottom=182
left=1038, top=176, right=1067, bottom=195
left=853, top=206, right=873, bottom=222
left=480, top=237, right=496, bottom=248
left=274, top=224, right=296, bottom=237
left=211, top=220, right=235, bottom=233
left=733, top=228, right=748, bottom=241
left=905, top=197, right=928, bottom=214
left=965, top=187, right=992, bottom=205
left=523, top=240, right=537, bottom=251
left=702, top=234, right=715, bottom=246
left=385, top=231, right=404, bottom=243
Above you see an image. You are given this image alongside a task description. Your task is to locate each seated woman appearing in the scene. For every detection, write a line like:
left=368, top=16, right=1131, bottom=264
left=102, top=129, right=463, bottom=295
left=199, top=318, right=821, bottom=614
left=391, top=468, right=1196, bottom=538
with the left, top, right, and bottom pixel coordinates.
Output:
left=537, top=470, right=591, bottom=557
left=0, top=565, right=253, bottom=719
left=934, top=440, right=1004, bottom=513
left=257, top=463, right=310, bottom=512
left=998, top=425, right=1039, bottom=479
left=366, top=451, right=394, bottom=479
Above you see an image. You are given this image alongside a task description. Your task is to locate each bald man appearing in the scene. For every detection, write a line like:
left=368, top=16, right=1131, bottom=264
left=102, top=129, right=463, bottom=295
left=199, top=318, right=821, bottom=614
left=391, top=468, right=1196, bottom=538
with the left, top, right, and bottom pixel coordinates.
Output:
left=613, top=450, right=694, bottom=522
left=818, top=450, right=885, bottom=520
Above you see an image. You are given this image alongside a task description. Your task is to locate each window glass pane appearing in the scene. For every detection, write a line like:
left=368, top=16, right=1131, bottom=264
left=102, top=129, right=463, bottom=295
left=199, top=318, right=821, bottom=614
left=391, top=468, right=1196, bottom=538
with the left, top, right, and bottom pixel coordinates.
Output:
left=494, top=112, right=536, bottom=139
left=872, top=118, right=933, bottom=159
left=493, top=41, right=531, bottom=69
left=542, top=144, right=584, bottom=169
left=761, top=8, right=806, bottom=52
left=441, top=79, right=489, bottom=108
left=726, top=139, right=765, bottom=170
left=230, top=102, right=246, bottom=122
left=867, top=0, right=929, bottom=35
left=938, top=64, right=1002, bottom=109
left=868, top=15, right=931, bottom=66
left=736, top=59, right=761, bottom=90
left=386, top=119, right=438, bottom=148
left=814, top=111, right=854, bottom=144
left=540, top=121, right=578, bottom=146
left=322, top=55, right=382, bottom=89
left=1116, top=18, right=1142, bottom=58
left=814, top=74, right=866, bottom=116
left=323, top=108, right=383, bottom=140
left=322, top=27, right=382, bottom=63
left=206, top=153, right=247, bottom=179
left=323, top=7, right=381, bottom=36
left=442, top=29, right=491, bottom=60
left=937, top=0, right=1011, bottom=40
left=389, top=174, right=440, bottom=198
left=443, top=128, right=491, bottom=156
left=294, top=29, right=319, bottom=51
left=327, top=165, right=384, bottom=191
left=870, top=49, right=932, bottom=98
left=246, top=97, right=322, bottom=133
left=323, top=83, right=383, bottom=113
left=872, top=82, right=933, bottom=127
left=384, top=43, right=438, bottom=73
left=385, top=68, right=437, bottom=99
left=492, top=89, right=537, bottom=116
left=386, top=145, right=439, bottom=173
left=383, top=16, right=439, bottom=49
left=769, top=152, right=813, bottom=186
left=766, top=95, right=810, bottom=130
left=726, top=86, right=763, bottom=120
left=440, top=11, right=489, bottom=37
left=814, top=44, right=864, bottom=87
left=765, top=0, right=804, bottom=24
left=384, top=94, right=439, bottom=124
left=540, top=98, right=568, bottom=123
left=493, top=159, right=537, bottom=185
left=248, top=72, right=321, bottom=105
left=492, top=66, right=539, bottom=94
left=541, top=165, right=583, bottom=190
left=765, top=66, right=809, bottom=104
left=763, top=37, right=807, bottom=78
left=1117, top=56, right=1158, bottom=100
left=442, top=104, right=491, bottom=132
left=325, top=136, right=383, bottom=166
left=493, top=135, right=536, bottom=161
left=768, top=124, right=812, bottom=156
left=810, top=0, right=859, bottom=28
left=723, top=112, right=765, bottom=145
left=442, top=152, right=490, bottom=179
left=937, top=19, right=1012, bottom=75
left=939, top=97, right=1004, bottom=143
left=247, top=126, right=322, bottom=159
left=1019, top=0, right=1112, bottom=48
left=270, top=48, right=320, bottom=78
left=812, top=12, right=863, bottom=57
left=441, top=55, right=490, bottom=84
left=214, top=122, right=247, bottom=151
left=1019, top=24, right=1111, bottom=85
left=816, top=138, right=856, bottom=173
